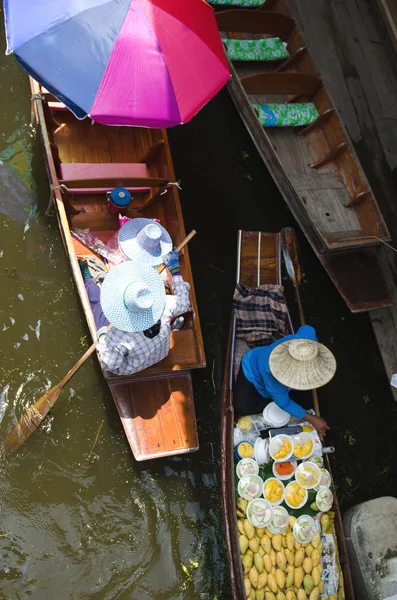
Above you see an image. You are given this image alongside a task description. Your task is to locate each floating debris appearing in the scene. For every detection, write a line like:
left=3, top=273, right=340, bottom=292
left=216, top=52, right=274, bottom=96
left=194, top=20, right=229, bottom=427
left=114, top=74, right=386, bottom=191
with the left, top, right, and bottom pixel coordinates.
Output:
left=2, top=324, right=8, bottom=332
left=0, top=385, right=10, bottom=424
left=0, top=250, right=3, bottom=258
left=17, top=294, right=24, bottom=301
left=9, top=317, right=15, bottom=325
left=28, top=320, right=41, bottom=340
left=22, top=334, right=29, bottom=341
left=13, top=342, right=21, bottom=349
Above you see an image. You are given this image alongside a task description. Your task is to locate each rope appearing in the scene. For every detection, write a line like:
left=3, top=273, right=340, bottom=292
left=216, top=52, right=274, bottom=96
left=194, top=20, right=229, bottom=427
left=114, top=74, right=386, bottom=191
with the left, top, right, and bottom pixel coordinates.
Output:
left=45, top=183, right=69, bottom=216
left=160, top=180, right=182, bottom=195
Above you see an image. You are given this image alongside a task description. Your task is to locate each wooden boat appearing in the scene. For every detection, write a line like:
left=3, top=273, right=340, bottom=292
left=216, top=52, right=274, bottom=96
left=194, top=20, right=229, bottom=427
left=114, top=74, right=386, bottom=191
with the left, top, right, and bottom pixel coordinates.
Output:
left=30, top=78, right=205, bottom=461
left=214, top=0, right=393, bottom=313
left=221, top=229, right=355, bottom=599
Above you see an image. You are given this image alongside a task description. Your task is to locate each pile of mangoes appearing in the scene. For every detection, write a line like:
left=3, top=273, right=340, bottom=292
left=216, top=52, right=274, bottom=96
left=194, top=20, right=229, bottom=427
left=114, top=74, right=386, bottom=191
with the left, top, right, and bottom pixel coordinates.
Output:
left=237, top=498, right=337, bottom=600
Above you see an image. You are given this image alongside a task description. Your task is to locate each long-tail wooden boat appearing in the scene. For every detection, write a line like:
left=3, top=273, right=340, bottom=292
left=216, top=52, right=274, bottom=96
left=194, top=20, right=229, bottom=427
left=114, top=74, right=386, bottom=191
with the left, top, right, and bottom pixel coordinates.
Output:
left=221, top=229, right=354, bottom=599
left=214, top=0, right=392, bottom=313
left=30, top=78, right=205, bottom=461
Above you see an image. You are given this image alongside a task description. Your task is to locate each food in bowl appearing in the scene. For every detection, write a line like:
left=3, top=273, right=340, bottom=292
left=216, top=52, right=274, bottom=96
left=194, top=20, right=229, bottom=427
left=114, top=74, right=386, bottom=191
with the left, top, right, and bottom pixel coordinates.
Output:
left=236, top=441, right=254, bottom=459
left=273, top=460, right=297, bottom=480
left=295, top=462, right=321, bottom=489
left=263, top=478, right=285, bottom=505
left=238, top=474, right=264, bottom=501
left=246, top=498, right=273, bottom=528
left=236, top=458, right=259, bottom=479
left=285, top=481, right=308, bottom=508
left=316, top=468, right=332, bottom=489
left=293, top=432, right=314, bottom=459
left=309, top=455, right=324, bottom=468
left=268, top=505, right=289, bottom=534
left=269, top=435, right=294, bottom=461
left=293, top=515, right=317, bottom=544
left=316, top=487, right=334, bottom=512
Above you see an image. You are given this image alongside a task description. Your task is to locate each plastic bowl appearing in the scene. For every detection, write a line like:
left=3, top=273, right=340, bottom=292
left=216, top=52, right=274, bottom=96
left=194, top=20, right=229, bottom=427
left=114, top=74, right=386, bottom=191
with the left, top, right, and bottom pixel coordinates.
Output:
left=295, top=462, right=321, bottom=490
left=272, top=460, right=297, bottom=481
left=246, top=498, right=273, bottom=528
left=269, top=434, right=294, bottom=462
left=267, top=505, right=289, bottom=534
left=293, top=515, right=318, bottom=544
left=316, top=468, right=332, bottom=489
left=293, top=432, right=315, bottom=460
left=238, top=474, right=264, bottom=501
left=316, top=487, right=334, bottom=512
left=263, top=477, right=285, bottom=506
left=254, top=437, right=270, bottom=466
left=234, top=441, right=254, bottom=460
left=284, top=481, right=308, bottom=510
left=236, top=458, right=260, bottom=480
left=263, top=402, right=290, bottom=428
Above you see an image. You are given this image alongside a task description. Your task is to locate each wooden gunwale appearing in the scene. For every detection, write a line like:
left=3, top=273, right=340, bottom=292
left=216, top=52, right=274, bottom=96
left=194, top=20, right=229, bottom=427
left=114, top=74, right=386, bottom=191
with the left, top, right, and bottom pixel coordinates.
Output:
left=30, top=78, right=205, bottom=460
left=221, top=229, right=354, bottom=599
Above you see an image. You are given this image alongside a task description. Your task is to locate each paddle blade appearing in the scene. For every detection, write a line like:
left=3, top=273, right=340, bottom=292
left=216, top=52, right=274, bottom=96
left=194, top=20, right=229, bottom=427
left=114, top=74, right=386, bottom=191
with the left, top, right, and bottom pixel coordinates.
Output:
left=3, top=384, right=63, bottom=455
left=281, top=227, right=302, bottom=286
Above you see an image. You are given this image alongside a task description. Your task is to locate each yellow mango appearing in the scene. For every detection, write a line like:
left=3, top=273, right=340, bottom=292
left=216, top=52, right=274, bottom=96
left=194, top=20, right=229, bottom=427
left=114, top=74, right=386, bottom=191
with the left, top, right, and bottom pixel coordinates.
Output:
left=258, top=571, right=268, bottom=590
left=294, top=541, right=301, bottom=551
left=320, top=514, right=330, bottom=534
left=318, top=541, right=323, bottom=555
left=318, top=580, right=324, bottom=593
left=303, top=557, right=312, bottom=574
left=303, top=574, right=314, bottom=596
left=305, top=543, right=314, bottom=557
left=312, top=566, right=320, bottom=586
left=268, top=573, right=278, bottom=594
left=247, top=549, right=254, bottom=557
left=250, top=566, right=259, bottom=589
left=309, top=588, right=319, bottom=600
left=264, top=554, right=272, bottom=573
left=265, top=528, right=273, bottom=538
left=282, top=535, right=287, bottom=548
left=265, top=593, right=276, bottom=600
left=238, top=520, right=245, bottom=535
left=276, top=593, right=286, bottom=600
left=285, top=548, right=294, bottom=566
left=244, top=578, right=252, bottom=597
left=271, top=566, right=276, bottom=575
left=256, top=528, right=266, bottom=538
left=272, top=535, right=282, bottom=552
left=294, top=549, right=304, bottom=567
left=288, top=515, right=297, bottom=528
left=275, top=569, right=285, bottom=590
left=270, top=549, right=277, bottom=567
left=254, top=553, right=264, bottom=574
left=259, top=547, right=265, bottom=556
left=243, top=553, right=254, bottom=574
left=297, top=590, right=306, bottom=600
left=286, top=565, right=294, bottom=588
left=244, top=520, right=256, bottom=540
left=249, top=537, right=260, bottom=553
left=256, top=590, right=265, bottom=600
left=261, top=535, right=272, bottom=555
left=286, top=591, right=296, bottom=600
left=249, top=590, right=256, bottom=600
left=329, top=596, right=337, bottom=600
left=239, top=535, right=249, bottom=554
left=311, top=549, right=320, bottom=567
left=276, top=551, right=287, bottom=571
left=294, top=566, right=304, bottom=588
left=311, top=532, right=321, bottom=549
left=286, top=532, right=294, bottom=552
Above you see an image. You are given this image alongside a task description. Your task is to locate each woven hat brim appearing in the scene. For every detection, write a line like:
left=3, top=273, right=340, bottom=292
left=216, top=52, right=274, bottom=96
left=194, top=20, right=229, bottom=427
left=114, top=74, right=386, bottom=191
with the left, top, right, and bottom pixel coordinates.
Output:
left=269, top=340, right=336, bottom=390
left=100, top=261, right=166, bottom=333
left=118, top=218, right=173, bottom=266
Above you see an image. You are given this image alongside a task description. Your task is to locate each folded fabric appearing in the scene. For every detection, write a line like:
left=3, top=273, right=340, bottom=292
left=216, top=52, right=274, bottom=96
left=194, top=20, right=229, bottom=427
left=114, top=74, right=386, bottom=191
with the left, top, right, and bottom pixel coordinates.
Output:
left=252, top=103, right=319, bottom=127
left=208, top=0, right=265, bottom=6
left=222, top=38, right=289, bottom=61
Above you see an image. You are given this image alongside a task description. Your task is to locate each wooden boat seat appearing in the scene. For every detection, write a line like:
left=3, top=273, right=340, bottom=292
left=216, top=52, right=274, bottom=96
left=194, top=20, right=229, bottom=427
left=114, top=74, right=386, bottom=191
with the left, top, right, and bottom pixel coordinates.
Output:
left=216, top=9, right=295, bottom=38
left=241, top=71, right=322, bottom=97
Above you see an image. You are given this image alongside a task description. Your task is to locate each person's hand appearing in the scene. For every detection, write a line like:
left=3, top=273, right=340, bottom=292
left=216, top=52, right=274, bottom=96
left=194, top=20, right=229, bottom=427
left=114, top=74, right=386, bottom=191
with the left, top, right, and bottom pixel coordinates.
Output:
left=305, top=414, right=330, bottom=435
left=162, top=249, right=180, bottom=276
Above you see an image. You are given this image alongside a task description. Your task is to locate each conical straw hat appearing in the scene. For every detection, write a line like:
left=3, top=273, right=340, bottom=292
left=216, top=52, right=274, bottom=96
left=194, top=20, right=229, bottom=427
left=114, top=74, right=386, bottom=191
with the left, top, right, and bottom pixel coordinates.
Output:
left=269, top=338, right=336, bottom=390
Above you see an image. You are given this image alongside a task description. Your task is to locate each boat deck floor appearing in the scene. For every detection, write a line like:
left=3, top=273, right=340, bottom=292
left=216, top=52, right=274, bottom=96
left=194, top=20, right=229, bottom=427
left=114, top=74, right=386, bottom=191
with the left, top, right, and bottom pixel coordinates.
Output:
left=285, top=0, right=397, bottom=401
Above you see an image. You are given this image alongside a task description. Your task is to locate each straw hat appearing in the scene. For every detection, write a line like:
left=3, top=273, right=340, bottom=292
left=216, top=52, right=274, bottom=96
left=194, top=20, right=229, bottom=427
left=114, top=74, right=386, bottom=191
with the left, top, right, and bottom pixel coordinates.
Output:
left=118, top=218, right=173, bottom=266
left=269, top=338, right=336, bottom=390
left=100, top=261, right=166, bottom=333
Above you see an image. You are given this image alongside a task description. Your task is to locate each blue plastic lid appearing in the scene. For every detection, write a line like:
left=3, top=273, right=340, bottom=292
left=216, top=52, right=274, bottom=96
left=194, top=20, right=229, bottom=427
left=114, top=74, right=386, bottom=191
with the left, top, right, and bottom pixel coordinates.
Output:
left=110, top=187, right=132, bottom=207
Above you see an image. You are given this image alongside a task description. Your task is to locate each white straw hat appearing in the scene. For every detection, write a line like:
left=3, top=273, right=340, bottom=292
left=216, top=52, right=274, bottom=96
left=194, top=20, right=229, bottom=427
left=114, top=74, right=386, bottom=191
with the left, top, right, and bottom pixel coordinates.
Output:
left=269, top=338, right=336, bottom=390
left=100, top=261, right=166, bottom=333
left=118, top=218, right=172, bottom=266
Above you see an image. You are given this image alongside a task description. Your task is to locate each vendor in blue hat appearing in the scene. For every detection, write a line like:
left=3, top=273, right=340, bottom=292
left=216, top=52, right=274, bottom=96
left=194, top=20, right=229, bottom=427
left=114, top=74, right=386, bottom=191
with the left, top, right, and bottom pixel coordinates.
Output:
left=79, top=218, right=191, bottom=376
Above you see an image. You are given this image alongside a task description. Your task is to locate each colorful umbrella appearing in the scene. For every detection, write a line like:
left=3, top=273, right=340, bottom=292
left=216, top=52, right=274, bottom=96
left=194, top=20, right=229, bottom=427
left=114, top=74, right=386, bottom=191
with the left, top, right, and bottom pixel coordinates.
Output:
left=4, top=0, right=230, bottom=127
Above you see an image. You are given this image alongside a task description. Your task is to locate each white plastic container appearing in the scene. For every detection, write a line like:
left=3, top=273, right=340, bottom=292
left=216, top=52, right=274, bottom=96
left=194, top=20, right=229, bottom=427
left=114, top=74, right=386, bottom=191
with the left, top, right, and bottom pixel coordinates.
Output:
left=293, top=515, right=318, bottom=544
left=272, top=459, right=297, bottom=481
left=293, top=432, right=315, bottom=460
left=284, top=481, right=308, bottom=510
left=269, top=434, right=294, bottom=462
left=254, top=437, right=270, bottom=466
left=315, top=468, right=332, bottom=490
left=246, top=498, right=273, bottom=528
left=263, top=477, right=285, bottom=506
left=238, top=474, right=264, bottom=501
left=295, top=461, right=321, bottom=490
left=236, top=458, right=260, bottom=480
left=316, top=487, right=334, bottom=512
left=263, top=402, right=290, bottom=427
left=267, top=505, right=289, bottom=534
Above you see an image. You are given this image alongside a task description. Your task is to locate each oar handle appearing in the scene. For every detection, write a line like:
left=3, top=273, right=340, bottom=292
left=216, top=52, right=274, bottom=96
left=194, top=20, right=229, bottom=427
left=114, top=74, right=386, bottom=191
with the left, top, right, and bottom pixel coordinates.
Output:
left=157, top=229, right=196, bottom=274
left=59, top=340, right=99, bottom=388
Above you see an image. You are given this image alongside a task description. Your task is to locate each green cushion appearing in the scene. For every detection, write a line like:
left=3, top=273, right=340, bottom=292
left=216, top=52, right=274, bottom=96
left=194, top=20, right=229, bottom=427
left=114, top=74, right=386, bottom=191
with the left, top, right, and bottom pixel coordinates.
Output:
left=222, top=38, right=289, bottom=62
left=208, top=0, right=265, bottom=6
left=252, top=103, right=319, bottom=127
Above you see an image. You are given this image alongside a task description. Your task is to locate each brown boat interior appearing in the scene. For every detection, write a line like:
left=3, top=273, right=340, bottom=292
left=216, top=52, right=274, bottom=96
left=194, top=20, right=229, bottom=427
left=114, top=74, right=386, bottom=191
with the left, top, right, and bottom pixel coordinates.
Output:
left=32, top=80, right=204, bottom=460
left=215, top=1, right=390, bottom=251
left=221, top=229, right=354, bottom=599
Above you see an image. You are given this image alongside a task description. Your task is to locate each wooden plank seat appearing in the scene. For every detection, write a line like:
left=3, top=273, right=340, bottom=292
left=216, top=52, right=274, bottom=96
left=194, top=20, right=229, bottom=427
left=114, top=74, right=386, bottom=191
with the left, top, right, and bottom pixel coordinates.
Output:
left=216, top=9, right=295, bottom=38
left=241, top=71, right=322, bottom=96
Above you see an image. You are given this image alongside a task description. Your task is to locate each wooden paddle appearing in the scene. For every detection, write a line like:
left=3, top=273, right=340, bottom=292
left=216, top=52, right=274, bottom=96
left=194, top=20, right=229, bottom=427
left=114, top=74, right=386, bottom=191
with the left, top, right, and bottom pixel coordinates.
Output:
left=280, top=227, right=321, bottom=415
left=3, top=230, right=196, bottom=455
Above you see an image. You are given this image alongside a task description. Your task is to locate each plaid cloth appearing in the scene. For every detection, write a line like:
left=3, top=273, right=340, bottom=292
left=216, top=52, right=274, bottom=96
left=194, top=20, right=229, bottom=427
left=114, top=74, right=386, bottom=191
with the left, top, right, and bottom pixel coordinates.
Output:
left=233, top=283, right=288, bottom=348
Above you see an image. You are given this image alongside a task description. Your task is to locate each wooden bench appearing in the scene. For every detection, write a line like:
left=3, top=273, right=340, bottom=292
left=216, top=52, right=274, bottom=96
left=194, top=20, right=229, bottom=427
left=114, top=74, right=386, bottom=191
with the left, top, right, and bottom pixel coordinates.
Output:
left=216, top=8, right=295, bottom=38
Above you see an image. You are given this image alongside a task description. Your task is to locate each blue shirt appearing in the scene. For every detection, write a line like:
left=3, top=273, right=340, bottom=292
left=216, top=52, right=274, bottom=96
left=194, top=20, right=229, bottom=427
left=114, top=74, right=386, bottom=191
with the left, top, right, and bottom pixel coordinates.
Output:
left=241, top=325, right=317, bottom=419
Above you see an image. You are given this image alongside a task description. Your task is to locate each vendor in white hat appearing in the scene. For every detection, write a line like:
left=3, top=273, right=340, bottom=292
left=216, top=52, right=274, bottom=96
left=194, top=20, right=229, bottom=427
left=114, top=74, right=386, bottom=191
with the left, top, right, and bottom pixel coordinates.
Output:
left=233, top=325, right=336, bottom=434
left=79, top=218, right=191, bottom=376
